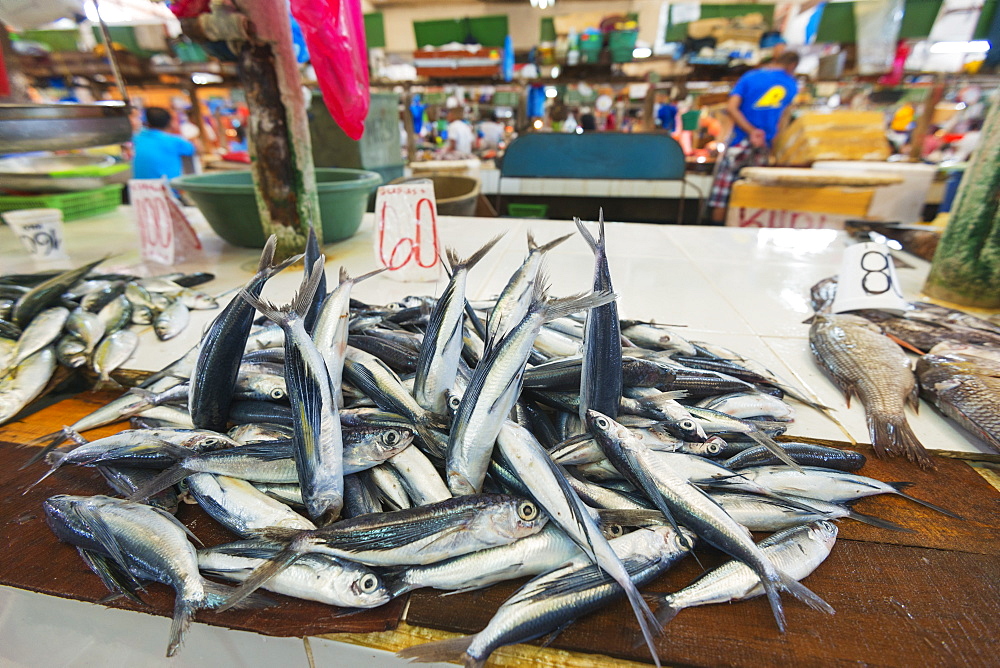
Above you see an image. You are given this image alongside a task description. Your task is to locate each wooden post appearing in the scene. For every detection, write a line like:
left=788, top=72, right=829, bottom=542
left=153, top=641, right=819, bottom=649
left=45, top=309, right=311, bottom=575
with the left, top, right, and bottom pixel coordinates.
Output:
left=923, top=85, right=1000, bottom=308
left=908, top=76, right=944, bottom=162
left=643, top=84, right=657, bottom=131
left=185, top=82, right=209, bottom=151
left=402, top=88, right=417, bottom=163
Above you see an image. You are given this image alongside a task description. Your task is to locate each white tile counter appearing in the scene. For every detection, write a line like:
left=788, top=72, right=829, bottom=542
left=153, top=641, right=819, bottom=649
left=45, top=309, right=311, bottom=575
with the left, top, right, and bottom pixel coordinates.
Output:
left=0, top=206, right=994, bottom=666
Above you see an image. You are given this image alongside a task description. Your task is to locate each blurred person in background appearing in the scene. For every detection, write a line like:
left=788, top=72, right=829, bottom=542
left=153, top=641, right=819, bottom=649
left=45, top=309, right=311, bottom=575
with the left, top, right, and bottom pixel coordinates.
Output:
left=133, top=106, right=195, bottom=181
left=707, top=51, right=800, bottom=223
left=478, top=112, right=505, bottom=149
left=446, top=107, right=475, bottom=155
left=656, top=95, right=678, bottom=132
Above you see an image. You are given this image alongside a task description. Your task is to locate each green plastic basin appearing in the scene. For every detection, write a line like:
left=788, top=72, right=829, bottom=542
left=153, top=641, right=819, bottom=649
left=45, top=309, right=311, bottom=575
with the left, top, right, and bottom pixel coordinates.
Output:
left=171, top=168, right=381, bottom=248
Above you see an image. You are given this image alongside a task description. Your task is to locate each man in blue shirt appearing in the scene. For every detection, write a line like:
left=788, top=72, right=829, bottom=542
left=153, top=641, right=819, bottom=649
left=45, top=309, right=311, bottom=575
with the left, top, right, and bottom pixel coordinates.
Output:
left=132, top=107, right=196, bottom=181
left=656, top=97, right=678, bottom=132
left=708, top=51, right=800, bottom=223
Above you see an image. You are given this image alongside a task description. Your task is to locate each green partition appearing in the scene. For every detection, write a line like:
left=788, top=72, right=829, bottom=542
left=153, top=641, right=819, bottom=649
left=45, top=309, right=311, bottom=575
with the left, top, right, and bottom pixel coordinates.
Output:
left=665, top=4, right=775, bottom=42
left=974, top=0, right=998, bottom=38
left=816, top=2, right=857, bottom=44
left=364, top=13, right=386, bottom=49
left=414, top=15, right=509, bottom=48
left=900, top=0, right=944, bottom=38
left=540, top=17, right=557, bottom=42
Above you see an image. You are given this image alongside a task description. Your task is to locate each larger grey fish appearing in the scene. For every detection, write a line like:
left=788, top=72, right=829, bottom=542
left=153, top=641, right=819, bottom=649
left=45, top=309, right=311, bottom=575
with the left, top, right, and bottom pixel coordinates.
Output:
left=11, top=257, right=105, bottom=326
left=576, top=213, right=622, bottom=421
left=242, top=259, right=344, bottom=524
left=397, top=525, right=693, bottom=668
left=189, top=236, right=299, bottom=432
left=495, top=420, right=661, bottom=660
left=709, top=491, right=907, bottom=532
left=586, top=410, right=831, bottom=632
left=484, top=230, right=572, bottom=355
left=43, top=494, right=230, bottom=656
left=448, top=284, right=615, bottom=495
left=916, top=349, right=1000, bottom=453
left=215, top=494, right=547, bottom=611
left=198, top=541, right=390, bottom=608
left=810, top=313, right=931, bottom=468
left=154, top=299, right=190, bottom=341
left=0, top=348, right=56, bottom=426
left=65, top=309, right=105, bottom=354
left=92, top=329, right=138, bottom=382
left=651, top=521, right=837, bottom=625
left=414, top=236, right=502, bottom=415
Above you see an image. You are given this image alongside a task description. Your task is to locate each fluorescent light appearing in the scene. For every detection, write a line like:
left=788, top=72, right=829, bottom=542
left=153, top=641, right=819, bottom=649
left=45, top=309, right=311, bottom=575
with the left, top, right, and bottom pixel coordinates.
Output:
left=192, top=73, right=223, bottom=85
left=929, top=40, right=990, bottom=54
left=551, top=65, right=561, bottom=78
left=545, top=87, right=558, bottom=98
left=633, top=47, right=652, bottom=59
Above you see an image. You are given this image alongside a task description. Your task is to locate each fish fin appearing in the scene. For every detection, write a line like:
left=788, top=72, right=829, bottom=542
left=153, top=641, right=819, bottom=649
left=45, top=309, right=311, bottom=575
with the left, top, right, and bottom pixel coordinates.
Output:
left=257, top=235, right=277, bottom=273
left=891, top=485, right=963, bottom=519
left=526, top=228, right=538, bottom=252
left=19, top=430, right=69, bottom=468
left=293, top=258, right=326, bottom=318
left=351, top=267, right=388, bottom=284
left=845, top=508, right=914, bottom=532
left=885, top=332, right=926, bottom=355
left=74, top=503, right=143, bottom=590
left=126, top=464, right=192, bottom=502
left=248, top=526, right=306, bottom=543
left=758, top=572, right=787, bottom=633
left=214, top=541, right=307, bottom=613
left=76, top=547, right=146, bottom=605
left=239, top=290, right=289, bottom=328
left=595, top=508, right=666, bottom=527
left=574, top=217, right=598, bottom=253
left=777, top=569, right=835, bottom=615
left=446, top=233, right=504, bottom=272
left=415, top=522, right=467, bottom=553
left=539, top=620, right=574, bottom=648
left=652, top=595, right=681, bottom=627
left=202, top=580, right=275, bottom=610
left=542, top=291, right=617, bottom=324
left=867, top=411, right=934, bottom=469
left=166, top=598, right=196, bottom=657
left=908, top=384, right=920, bottom=413
left=396, top=636, right=477, bottom=666
left=339, top=266, right=349, bottom=284
left=746, top=430, right=804, bottom=473
left=150, top=504, right=203, bottom=545
left=535, top=231, right=574, bottom=254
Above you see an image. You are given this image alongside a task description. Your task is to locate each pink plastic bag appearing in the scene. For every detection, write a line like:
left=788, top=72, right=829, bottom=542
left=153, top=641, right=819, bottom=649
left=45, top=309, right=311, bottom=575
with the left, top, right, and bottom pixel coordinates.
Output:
left=291, top=0, right=369, bottom=140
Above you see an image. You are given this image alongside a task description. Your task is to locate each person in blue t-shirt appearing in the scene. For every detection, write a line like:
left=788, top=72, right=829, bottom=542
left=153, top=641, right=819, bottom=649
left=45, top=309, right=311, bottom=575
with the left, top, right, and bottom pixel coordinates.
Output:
left=132, top=107, right=196, bottom=181
left=656, top=97, right=678, bottom=132
left=708, top=51, right=800, bottom=223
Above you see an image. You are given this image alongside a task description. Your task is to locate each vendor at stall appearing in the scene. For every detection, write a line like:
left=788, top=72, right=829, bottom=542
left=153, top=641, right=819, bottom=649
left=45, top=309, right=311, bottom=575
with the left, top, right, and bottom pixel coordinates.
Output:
left=132, top=107, right=196, bottom=181
left=708, top=51, right=800, bottom=223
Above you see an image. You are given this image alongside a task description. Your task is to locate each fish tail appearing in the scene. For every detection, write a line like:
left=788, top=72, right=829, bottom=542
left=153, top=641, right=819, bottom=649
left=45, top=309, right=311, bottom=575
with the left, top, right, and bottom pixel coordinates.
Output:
left=890, top=484, right=964, bottom=519
left=541, top=291, right=617, bottom=324
left=620, top=577, right=664, bottom=668
left=867, top=410, right=934, bottom=469
left=759, top=571, right=787, bottom=633
left=445, top=234, right=505, bottom=272
left=535, top=231, right=574, bottom=254
left=126, top=464, right=192, bottom=502
left=344, top=266, right=387, bottom=285
left=257, top=235, right=277, bottom=272
left=649, top=594, right=681, bottom=627
left=396, top=636, right=478, bottom=666
left=747, top=430, right=803, bottom=473
left=294, top=258, right=326, bottom=317
left=214, top=539, right=308, bottom=613
left=776, top=568, right=835, bottom=615
left=526, top=228, right=538, bottom=251
left=845, top=508, right=914, bottom=532
left=166, top=598, right=196, bottom=657
left=18, top=429, right=68, bottom=468
left=202, top=579, right=274, bottom=610
left=574, top=216, right=599, bottom=253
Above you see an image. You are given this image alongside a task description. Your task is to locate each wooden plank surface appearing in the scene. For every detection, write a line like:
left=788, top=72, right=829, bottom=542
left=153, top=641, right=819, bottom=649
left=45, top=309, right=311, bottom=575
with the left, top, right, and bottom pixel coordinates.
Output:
left=0, top=393, right=406, bottom=638
left=3, top=393, right=1000, bottom=666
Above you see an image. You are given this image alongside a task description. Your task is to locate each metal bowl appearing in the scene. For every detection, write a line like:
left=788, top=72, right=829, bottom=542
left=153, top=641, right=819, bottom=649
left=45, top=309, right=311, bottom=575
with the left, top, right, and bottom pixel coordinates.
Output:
left=0, top=103, right=132, bottom=153
left=0, top=154, right=131, bottom=192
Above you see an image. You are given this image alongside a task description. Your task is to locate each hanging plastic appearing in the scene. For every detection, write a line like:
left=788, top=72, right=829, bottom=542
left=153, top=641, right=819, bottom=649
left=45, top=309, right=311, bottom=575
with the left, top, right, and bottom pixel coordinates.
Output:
left=290, top=0, right=369, bottom=140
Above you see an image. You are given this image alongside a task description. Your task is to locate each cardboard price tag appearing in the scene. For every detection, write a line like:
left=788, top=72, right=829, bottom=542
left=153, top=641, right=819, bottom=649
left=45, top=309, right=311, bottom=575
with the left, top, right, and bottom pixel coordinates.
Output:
left=373, top=180, right=442, bottom=282
left=831, top=241, right=909, bottom=315
left=129, top=179, right=202, bottom=265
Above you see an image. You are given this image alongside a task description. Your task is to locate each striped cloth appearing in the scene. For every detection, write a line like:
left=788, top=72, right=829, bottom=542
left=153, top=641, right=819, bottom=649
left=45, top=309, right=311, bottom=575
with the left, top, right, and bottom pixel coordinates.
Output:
left=708, top=140, right=771, bottom=209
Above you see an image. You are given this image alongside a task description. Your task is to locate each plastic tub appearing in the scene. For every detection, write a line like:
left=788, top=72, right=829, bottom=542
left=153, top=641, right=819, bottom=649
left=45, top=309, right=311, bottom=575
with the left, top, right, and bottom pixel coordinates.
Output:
left=390, top=175, right=481, bottom=217
left=171, top=168, right=381, bottom=248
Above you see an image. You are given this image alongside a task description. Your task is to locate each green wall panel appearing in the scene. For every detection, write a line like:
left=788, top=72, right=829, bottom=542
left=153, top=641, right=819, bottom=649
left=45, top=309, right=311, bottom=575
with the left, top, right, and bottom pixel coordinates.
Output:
left=364, top=13, right=386, bottom=49
left=665, top=4, right=775, bottom=42
left=413, top=15, right=509, bottom=48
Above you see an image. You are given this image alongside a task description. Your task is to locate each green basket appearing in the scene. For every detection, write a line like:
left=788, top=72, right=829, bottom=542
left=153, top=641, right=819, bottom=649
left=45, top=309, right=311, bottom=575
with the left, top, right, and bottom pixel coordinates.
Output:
left=0, top=185, right=123, bottom=222
left=507, top=202, right=549, bottom=218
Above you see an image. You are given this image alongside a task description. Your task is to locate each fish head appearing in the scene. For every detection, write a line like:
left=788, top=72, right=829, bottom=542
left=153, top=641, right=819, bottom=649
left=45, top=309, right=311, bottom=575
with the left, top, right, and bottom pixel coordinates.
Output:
left=809, top=520, right=839, bottom=549
left=585, top=410, right=638, bottom=455
left=377, top=427, right=415, bottom=456
left=185, top=431, right=241, bottom=452
left=648, top=524, right=697, bottom=557
left=42, top=494, right=97, bottom=543
left=481, top=497, right=549, bottom=541
left=346, top=568, right=393, bottom=607
left=683, top=436, right=726, bottom=456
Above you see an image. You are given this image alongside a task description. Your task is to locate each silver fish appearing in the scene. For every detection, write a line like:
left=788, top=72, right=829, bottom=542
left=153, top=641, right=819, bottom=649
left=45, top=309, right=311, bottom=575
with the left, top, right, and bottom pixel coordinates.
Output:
left=198, top=542, right=390, bottom=608
left=228, top=422, right=294, bottom=445
left=651, top=521, right=837, bottom=625
left=385, top=443, right=451, bottom=505
left=154, top=299, right=190, bottom=341
left=710, top=491, right=907, bottom=532
left=4, top=306, right=69, bottom=372
left=697, top=391, right=795, bottom=421
left=96, top=294, right=132, bottom=333
left=0, top=348, right=56, bottom=426
left=55, top=335, right=88, bottom=368
left=92, top=329, right=138, bottom=382
left=187, top=473, right=315, bottom=537
left=65, top=309, right=106, bottom=354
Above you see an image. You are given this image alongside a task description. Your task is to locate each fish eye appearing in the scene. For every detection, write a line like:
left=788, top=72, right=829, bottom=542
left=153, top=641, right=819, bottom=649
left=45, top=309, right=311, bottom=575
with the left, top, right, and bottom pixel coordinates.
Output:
left=681, top=420, right=694, bottom=430
left=595, top=417, right=608, bottom=428
left=383, top=430, right=399, bottom=445
left=708, top=443, right=721, bottom=454
left=449, top=395, right=462, bottom=409
left=359, top=574, right=379, bottom=593
left=517, top=501, right=538, bottom=521
left=271, top=388, right=285, bottom=400
left=607, top=524, right=623, bottom=538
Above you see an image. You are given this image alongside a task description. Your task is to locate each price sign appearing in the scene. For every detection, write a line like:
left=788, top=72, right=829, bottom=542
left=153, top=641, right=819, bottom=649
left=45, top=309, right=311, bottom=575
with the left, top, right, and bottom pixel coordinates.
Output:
left=2, top=208, right=69, bottom=262
left=129, top=179, right=202, bottom=265
left=831, top=241, right=908, bottom=314
left=373, top=180, right=442, bottom=282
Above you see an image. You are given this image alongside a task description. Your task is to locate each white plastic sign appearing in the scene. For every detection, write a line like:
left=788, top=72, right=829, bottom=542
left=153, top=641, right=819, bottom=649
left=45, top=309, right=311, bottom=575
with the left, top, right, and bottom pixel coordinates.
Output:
left=373, top=180, right=442, bottom=282
left=3, top=208, right=68, bottom=261
left=832, top=241, right=909, bottom=314
left=129, top=179, right=201, bottom=265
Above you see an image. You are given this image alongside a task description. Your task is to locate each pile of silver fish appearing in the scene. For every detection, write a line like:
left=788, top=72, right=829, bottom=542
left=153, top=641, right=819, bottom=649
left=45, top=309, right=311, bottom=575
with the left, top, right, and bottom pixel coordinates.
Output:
left=0, top=260, right=218, bottom=425
left=27, top=223, right=957, bottom=664
left=810, top=276, right=1000, bottom=461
